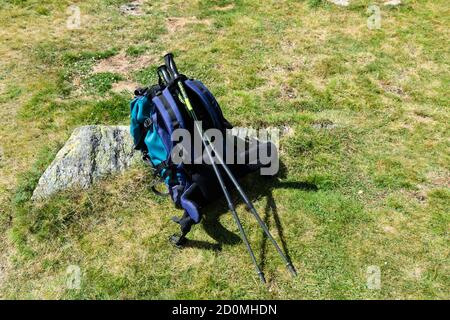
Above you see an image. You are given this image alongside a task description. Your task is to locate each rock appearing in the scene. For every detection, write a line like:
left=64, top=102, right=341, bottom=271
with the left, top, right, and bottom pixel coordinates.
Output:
left=384, top=0, right=401, bottom=6
left=119, top=1, right=144, bottom=16
left=280, top=125, right=295, bottom=137
left=328, top=0, right=350, bottom=6
left=32, top=125, right=140, bottom=200
left=312, top=120, right=337, bottom=130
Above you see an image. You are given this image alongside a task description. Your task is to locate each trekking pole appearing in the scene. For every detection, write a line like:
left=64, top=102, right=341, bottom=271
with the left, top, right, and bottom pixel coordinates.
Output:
left=209, top=150, right=297, bottom=277
left=157, top=65, right=172, bottom=84
left=164, top=53, right=297, bottom=278
left=164, top=53, right=266, bottom=283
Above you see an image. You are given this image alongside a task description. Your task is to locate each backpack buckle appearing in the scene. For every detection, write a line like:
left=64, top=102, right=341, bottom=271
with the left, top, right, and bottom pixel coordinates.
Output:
left=144, top=118, right=152, bottom=128
left=134, top=87, right=148, bottom=96
left=142, top=152, right=152, bottom=164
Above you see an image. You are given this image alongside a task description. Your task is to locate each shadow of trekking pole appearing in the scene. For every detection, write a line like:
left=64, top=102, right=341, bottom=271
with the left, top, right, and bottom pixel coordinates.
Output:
left=258, top=179, right=318, bottom=272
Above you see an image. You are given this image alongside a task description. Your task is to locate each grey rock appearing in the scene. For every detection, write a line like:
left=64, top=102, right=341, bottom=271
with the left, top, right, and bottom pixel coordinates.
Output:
left=312, top=120, right=337, bottom=130
left=32, top=125, right=140, bottom=200
left=280, top=125, right=295, bottom=137
left=120, top=1, right=144, bottom=16
left=384, top=0, right=401, bottom=6
left=328, top=0, right=350, bottom=6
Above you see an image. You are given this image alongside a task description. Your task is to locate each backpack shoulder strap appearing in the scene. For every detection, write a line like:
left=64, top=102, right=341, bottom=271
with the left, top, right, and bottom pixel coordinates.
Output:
left=161, top=87, right=188, bottom=129
left=152, top=91, right=181, bottom=146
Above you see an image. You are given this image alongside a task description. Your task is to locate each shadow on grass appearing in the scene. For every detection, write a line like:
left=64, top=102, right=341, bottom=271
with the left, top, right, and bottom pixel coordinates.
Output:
left=183, top=162, right=318, bottom=273
left=180, top=239, right=223, bottom=251
left=257, top=179, right=317, bottom=271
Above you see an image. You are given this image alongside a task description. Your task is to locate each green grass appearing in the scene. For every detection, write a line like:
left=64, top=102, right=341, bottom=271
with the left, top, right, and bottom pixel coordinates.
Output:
left=0, top=0, right=448, bottom=299
left=83, top=72, right=123, bottom=93
left=126, top=44, right=149, bottom=57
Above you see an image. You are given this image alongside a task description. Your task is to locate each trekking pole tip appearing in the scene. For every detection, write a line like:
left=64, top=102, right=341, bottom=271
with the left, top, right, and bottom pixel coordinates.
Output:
left=287, top=264, right=297, bottom=277
left=258, top=272, right=266, bottom=284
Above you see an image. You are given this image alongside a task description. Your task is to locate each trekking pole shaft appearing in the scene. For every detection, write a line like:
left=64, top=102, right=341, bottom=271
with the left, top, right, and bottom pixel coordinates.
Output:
left=177, top=82, right=194, bottom=113
left=212, top=151, right=297, bottom=277
left=198, top=122, right=265, bottom=283
left=157, top=65, right=171, bottom=84
left=194, top=111, right=295, bottom=277
left=181, top=85, right=295, bottom=277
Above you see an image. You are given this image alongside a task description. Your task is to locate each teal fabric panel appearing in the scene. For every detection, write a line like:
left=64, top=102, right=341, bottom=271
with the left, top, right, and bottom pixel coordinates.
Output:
left=144, top=123, right=167, bottom=167
left=129, top=96, right=152, bottom=146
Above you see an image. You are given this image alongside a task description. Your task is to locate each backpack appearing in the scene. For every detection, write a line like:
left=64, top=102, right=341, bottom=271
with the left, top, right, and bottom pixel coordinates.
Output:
left=130, top=72, right=272, bottom=239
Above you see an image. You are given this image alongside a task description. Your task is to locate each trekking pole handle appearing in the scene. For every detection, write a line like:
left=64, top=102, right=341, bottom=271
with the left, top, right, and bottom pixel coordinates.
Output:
left=164, top=53, right=180, bottom=79
left=157, top=65, right=171, bottom=84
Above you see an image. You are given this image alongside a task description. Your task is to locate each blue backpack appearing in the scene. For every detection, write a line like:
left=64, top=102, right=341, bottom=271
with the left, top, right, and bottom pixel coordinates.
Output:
left=130, top=74, right=268, bottom=238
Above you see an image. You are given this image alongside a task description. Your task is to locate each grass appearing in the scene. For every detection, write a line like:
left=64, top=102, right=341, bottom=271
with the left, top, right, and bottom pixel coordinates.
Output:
left=0, top=0, right=448, bottom=299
